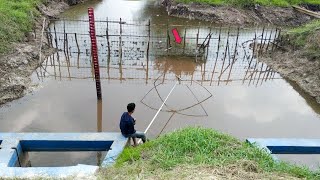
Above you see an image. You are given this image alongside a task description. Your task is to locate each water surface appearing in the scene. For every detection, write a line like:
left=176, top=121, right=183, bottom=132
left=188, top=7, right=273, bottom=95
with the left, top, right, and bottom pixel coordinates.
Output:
left=1, top=0, right=320, bottom=168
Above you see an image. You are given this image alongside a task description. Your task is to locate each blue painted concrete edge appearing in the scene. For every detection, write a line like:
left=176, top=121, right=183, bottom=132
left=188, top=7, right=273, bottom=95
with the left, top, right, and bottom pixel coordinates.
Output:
left=247, top=138, right=320, bottom=155
left=0, top=132, right=128, bottom=178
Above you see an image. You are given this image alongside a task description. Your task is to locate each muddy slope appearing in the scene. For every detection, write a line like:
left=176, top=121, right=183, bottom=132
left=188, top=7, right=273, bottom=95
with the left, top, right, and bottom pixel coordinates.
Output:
left=161, top=0, right=313, bottom=26
left=262, top=52, right=320, bottom=104
left=0, top=0, right=87, bottom=105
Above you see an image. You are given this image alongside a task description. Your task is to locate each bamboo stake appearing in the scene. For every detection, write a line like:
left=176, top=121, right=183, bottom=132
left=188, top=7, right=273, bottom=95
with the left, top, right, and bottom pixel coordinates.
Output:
left=243, top=31, right=257, bottom=84
left=75, top=33, right=80, bottom=53
left=266, top=29, right=273, bottom=51
left=260, top=65, right=269, bottom=85
left=63, top=20, right=66, bottom=52
left=146, top=19, right=151, bottom=85
left=210, top=26, right=221, bottom=86
left=265, top=66, right=272, bottom=81
left=204, top=27, right=212, bottom=62
left=66, top=33, right=70, bottom=57
left=271, top=28, right=278, bottom=51
left=275, top=28, right=282, bottom=49
left=57, top=52, right=62, bottom=81
left=195, top=26, right=200, bottom=61
left=166, top=21, right=170, bottom=53
left=261, top=28, right=268, bottom=52
left=119, top=18, right=122, bottom=64
left=38, top=18, right=46, bottom=65
left=258, top=26, right=265, bottom=56
left=46, top=30, right=50, bottom=46
left=106, top=17, right=111, bottom=60
left=53, top=22, right=58, bottom=49
left=226, top=27, right=240, bottom=85
left=183, top=28, right=186, bottom=54
left=52, top=53, right=57, bottom=80
left=252, top=62, right=259, bottom=84
left=218, top=27, right=230, bottom=85
left=74, top=33, right=80, bottom=69
left=255, top=63, right=264, bottom=86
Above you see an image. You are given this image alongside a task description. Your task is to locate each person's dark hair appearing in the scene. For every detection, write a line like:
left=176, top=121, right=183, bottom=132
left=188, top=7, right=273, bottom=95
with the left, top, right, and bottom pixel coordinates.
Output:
left=127, top=103, right=136, bottom=113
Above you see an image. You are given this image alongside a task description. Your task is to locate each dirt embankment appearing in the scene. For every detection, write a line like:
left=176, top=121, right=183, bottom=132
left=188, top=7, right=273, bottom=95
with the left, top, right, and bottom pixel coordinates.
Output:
left=0, top=0, right=86, bottom=105
left=262, top=52, right=320, bottom=104
left=161, top=0, right=314, bottom=26
left=261, top=28, right=320, bottom=104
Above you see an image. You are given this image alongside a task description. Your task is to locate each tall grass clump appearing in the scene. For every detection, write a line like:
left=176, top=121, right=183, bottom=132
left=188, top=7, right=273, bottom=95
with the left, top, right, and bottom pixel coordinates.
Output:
left=113, top=127, right=320, bottom=179
left=285, top=20, right=320, bottom=60
left=0, top=0, right=41, bottom=54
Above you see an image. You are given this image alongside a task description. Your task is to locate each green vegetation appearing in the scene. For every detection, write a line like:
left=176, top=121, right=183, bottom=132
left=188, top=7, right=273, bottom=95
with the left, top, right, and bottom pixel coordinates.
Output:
left=100, top=127, right=320, bottom=179
left=176, top=0, right=320, bottom=8
left=286, top=20, right=320, bottom=60
left=0, top=0, right=42, bottom=54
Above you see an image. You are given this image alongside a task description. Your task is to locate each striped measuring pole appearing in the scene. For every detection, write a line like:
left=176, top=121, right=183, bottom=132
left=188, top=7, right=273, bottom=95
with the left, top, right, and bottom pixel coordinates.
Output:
left=88, top=8, right=102, bottom=100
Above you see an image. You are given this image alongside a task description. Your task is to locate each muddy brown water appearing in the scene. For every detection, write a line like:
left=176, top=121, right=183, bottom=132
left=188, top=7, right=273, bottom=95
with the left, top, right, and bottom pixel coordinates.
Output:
left=1, top=0, right=320, bottom=169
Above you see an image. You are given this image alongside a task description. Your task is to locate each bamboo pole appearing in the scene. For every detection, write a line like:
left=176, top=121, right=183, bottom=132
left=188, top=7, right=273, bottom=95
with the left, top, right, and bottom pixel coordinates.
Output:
left=210, top=26, right=221, bottom=86
left=146, top=19, right=151, bottom=85
left=255, top=63, right=264, bottom=86
left=119, top=18, right=122, bottom=64
left=106, top=17, right=111, bottom=61
left=266, top=29, right=273, bottom=51
left=52, top=53, right=57, bottom=80
left=166, top=21, right=170, bottom=53
left=243, top=31, right=257, bottom=84
left=226, top=27, right=240, bottom=85
left=205, top=27, right=212, bottom=61
left=195, top=26, right=200, bottom=61
left=218, top=27, right=230, bottom=85
left=65, top=33, right=70, bottom=57
left=46, top=29, right=50, bottom=47
left=74, top=33, right=80, bottom=69
left=275, top=28, right=282, bottom=49
left=260, top=65, right=269, bottom=85
left=265, top=66, right=272, bottom=81
left=38, top=18, right=46, bottom=66
left=261, top=28, right=268, bottom=52
left=75, top=33, right=80, bottom=53
left=57, top=52, right=62, bottom=81
left=258, top=26, right=265, bottom=56
left=63, top=20, right=66, bottom=52
left=183, top=28, right=186, bottom=54
left=53, top=22, right=58, bottom=49
left=271, top=28, right=278, bottom=51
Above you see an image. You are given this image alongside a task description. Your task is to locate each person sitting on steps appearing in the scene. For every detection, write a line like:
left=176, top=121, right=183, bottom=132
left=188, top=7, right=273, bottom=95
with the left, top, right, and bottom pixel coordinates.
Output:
left=119, top=103, right=147, bottom=146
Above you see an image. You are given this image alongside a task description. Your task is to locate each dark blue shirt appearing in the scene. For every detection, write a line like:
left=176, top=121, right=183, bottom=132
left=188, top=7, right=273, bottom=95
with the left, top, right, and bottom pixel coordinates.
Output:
left=119, top=112, right=136, bottom=135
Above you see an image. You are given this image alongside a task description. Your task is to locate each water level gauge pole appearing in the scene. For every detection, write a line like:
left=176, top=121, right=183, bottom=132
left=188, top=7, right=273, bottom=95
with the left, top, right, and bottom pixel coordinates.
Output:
left=88, top=8, right=102, bottom=100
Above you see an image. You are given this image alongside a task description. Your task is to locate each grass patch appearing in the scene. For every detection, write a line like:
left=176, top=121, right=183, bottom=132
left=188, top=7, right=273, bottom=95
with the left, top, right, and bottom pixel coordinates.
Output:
left=0, top=0, right=42, bottom=54
left=176, top=0, right=320, bottom=8
left=285, top=20, right=320, bottom=60
left=101, top=127, right=320, bottom=179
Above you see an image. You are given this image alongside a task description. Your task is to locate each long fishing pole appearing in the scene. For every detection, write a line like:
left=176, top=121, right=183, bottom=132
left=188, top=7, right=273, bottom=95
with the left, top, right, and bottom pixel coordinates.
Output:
left=138, top=78, right=180, bottom=144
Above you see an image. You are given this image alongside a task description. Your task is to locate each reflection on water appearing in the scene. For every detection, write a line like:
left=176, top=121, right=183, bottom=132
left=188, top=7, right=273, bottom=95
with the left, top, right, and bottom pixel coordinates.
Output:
left=42, top=18, right=280, bottom=87
left=97, top=100, right=102, bottom=132
left=154, top=56, right=198, bottom=76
